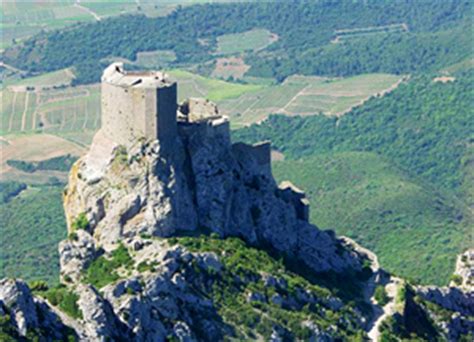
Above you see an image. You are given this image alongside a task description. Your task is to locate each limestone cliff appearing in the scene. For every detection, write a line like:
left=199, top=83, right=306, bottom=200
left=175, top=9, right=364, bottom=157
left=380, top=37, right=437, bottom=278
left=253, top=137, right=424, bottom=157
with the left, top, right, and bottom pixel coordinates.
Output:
left=60, top=111, right=361, bottom=282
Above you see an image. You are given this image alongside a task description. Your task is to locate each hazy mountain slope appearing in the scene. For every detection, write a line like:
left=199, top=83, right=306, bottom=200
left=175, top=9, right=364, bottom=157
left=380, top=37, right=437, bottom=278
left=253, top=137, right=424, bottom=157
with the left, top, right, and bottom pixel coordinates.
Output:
left=3, top=1, right=471, bottom=84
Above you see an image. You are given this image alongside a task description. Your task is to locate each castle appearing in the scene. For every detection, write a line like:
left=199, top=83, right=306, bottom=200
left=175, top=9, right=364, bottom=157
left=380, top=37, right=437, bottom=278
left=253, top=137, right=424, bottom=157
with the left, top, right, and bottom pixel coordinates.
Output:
left=100, top=62, right=274, bottom=167
left=96, top=63, right=308, bottom=222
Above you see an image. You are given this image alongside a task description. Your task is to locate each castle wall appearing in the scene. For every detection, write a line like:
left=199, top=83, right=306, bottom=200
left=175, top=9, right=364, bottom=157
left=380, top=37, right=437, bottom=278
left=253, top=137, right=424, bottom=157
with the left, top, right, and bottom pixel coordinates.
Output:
left=156, top=84, right=177, bottom=148
left=101, top=82, right=136, bottom=146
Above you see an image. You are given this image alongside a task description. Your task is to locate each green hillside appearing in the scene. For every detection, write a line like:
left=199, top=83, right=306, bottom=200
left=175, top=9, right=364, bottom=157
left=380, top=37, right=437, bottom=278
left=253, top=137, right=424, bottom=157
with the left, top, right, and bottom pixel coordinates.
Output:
left=0, top=185, right=66, bottom=285
left=235, top=70, right=474, bottom=285
left=273, top=152, right=468, bottom=285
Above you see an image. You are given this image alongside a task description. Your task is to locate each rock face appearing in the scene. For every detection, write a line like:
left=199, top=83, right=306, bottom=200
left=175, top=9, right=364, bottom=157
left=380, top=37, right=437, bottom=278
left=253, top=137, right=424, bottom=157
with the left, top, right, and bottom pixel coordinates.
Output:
left=452, top=249, right=474, bottom=291
left=61, top=111, right=361, bottom=281
left=415, top=286, right=474, bottom=341
left=0, top=279, right=74, bottom=340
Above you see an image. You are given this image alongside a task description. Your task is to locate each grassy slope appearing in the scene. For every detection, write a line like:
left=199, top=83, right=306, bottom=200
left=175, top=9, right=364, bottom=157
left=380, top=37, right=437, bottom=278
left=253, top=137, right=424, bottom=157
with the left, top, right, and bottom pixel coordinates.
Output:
left=273, top=152, right=467, bottom=285
left=168, top=69, right=263, bottom=102
left=0, top=186, right=66, bottom=285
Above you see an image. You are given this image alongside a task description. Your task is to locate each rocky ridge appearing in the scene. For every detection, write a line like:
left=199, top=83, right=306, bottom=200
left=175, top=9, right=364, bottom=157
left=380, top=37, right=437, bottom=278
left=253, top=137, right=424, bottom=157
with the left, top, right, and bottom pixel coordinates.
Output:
left=1, top=99, right=473, bottom=341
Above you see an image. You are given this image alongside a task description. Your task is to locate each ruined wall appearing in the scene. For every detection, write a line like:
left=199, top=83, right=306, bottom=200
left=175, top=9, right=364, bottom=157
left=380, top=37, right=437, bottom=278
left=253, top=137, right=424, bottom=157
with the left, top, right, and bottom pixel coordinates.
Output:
left=101, top=81, right=136, bottom=146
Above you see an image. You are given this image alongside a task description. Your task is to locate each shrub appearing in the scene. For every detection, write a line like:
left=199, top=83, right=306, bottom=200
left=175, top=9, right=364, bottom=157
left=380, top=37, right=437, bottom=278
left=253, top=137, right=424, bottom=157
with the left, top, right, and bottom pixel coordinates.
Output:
left=374, top=285, right=389, bottom=306
left=68, top=232, right=78, bottom=241
left=42, top=286, right=82, bottom=319
left=396, top=283, right=407, bottom=305
left=71, top=213, right=89, bottom=231
left=450, top=274, right=463, bottom=286
left=29, top=280, right=49, bottom=292
left=84, top=243, right=132, bottom=288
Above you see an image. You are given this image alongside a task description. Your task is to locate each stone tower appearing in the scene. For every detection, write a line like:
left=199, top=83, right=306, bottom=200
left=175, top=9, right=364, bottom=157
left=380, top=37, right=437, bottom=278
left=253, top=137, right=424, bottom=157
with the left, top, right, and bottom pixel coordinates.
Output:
left=101, top=62, right=177, bottom=148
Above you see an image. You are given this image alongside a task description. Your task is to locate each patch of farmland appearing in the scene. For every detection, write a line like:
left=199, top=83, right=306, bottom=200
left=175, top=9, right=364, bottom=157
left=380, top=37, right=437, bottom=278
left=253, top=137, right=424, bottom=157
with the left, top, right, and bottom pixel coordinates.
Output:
left=168, top=69, right=263, bottom=102
left=332, top=23, right=408, bottom=43
left=215, top=29, right=278, bottom=55
left=212, top=57, right=251, bottom=80
left=5, top=68, right=75, bottom=88
left=219, top=73, right=404, bottom=125
left=0, top=1, right=95, bottom=49
left=0, top=133, right=86, bottom=184
left=0, top=85, right=101, bottom=136
left=135, top=50, right=177, bottom=68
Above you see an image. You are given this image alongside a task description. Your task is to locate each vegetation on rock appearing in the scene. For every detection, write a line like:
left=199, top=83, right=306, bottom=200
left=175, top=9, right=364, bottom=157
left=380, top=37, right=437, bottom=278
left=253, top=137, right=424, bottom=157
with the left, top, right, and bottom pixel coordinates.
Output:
left=83, top=243, right=133, bottom=288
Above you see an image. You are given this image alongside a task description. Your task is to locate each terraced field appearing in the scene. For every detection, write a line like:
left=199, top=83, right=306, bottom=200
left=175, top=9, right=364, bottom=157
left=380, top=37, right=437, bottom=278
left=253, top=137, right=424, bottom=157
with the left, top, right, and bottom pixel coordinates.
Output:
left=1, top=86, right=101, bottom=138
left=220, top=73, right=404, bottom=127
left=1, top=1, right=96, bottom=49
left=215, top=28, right=278, bottom=55
left=332, top=23, right=408, bottom=43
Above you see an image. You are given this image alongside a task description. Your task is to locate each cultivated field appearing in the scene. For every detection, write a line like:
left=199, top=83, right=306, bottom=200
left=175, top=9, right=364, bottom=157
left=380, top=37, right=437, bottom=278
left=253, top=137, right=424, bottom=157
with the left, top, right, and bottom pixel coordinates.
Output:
left=332, top=23, right=408, bottom=43
left=0, top=133, right=86, bottom=183
left=1, top=1, right=95, bottom=49
left=219, top=73, right=404, bottom=127
left=4, top=68, right=75, bottom=88
left=1, top=85, right=101, bottom=139
left=215, top=29, right=278, bottom=55
left=168, top=69, right=264, bottom=102
left=211, top=57, right=251, bottom=80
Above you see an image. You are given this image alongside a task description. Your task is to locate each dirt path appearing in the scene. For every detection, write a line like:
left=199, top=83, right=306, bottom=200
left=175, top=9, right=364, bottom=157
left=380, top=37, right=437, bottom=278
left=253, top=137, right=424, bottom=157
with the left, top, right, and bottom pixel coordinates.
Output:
left=334, top=76, right=408, bottom=117
left=32, top=91, right=42, bottom=129
left=368, top=278, right=401, bottom=341
left=341, top=236, right=402, bottom=341
left=83, top=98, right=89, bottom=129
left=74, top=0, right=101, bottom=21
left=20, top=91, right=30, bottom=131
left=278, top=84, right=311, bottom=114
left=0, top=61, right=25, bottom=74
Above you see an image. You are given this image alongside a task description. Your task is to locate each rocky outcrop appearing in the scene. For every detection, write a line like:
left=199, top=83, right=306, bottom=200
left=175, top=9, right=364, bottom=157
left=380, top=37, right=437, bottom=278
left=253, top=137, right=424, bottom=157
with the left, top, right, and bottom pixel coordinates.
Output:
left=0, top=279, right=75, bottom=340
left=452, top=249, right=474, bottom=290
left=62, top=113, right=362, bottom=280
left=415, top=286, right=474, bottom=341
left=1, top=236, right=364, bottom=341
left=417, top=286, right=474, bottom=317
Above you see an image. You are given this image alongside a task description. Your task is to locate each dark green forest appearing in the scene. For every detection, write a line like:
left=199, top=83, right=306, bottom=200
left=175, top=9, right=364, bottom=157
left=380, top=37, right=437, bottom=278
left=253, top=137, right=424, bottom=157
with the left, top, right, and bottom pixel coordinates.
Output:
left=4, top=0, right=471, bottom=84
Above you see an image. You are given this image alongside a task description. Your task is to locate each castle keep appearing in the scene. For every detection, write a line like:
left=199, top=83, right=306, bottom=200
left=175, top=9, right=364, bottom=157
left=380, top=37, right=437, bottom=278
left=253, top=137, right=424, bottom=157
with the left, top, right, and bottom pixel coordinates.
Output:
left=101, top=63, right=177, bottom=147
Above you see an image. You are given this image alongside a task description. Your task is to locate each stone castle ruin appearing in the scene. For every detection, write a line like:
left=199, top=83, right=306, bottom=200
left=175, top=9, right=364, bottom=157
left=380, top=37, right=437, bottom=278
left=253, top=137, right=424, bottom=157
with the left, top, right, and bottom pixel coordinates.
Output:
left=69, top=62, right=313, bottom=260
left=100, top=62, right=272, bottom=164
